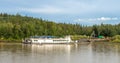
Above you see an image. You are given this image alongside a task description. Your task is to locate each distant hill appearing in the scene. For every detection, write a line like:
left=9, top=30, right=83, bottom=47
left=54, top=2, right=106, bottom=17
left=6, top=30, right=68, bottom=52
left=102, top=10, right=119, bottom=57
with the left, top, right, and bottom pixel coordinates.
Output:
left=0, top=13, right=86, bottom=39
left=0, top=13, right=120, bottom=40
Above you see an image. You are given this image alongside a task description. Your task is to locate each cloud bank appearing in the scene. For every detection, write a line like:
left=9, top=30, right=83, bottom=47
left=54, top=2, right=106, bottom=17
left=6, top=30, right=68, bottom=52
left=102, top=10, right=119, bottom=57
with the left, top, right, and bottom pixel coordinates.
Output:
left=75, top=17, right=120, bottom=25
left=0, top=0, right=120, bottom=25
left=76, top=17, right=119, bottom=22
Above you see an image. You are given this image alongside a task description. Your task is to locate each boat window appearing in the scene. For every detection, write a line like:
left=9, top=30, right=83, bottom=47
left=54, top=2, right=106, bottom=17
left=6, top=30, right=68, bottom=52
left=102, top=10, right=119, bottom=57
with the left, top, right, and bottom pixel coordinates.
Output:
left=34, top=40, right=38, bottom=41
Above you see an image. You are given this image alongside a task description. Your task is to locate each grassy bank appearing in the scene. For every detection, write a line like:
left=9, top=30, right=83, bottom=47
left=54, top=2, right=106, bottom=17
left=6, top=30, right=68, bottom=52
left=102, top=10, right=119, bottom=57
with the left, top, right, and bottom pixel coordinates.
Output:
left=0, top=39, right=22, bottom=43
left=112, top=35, right=120, bottom=42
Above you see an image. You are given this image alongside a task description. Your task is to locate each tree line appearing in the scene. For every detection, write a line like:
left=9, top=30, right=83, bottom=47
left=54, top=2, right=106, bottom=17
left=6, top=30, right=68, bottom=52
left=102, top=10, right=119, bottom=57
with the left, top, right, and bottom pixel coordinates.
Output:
left=0, top=13, right=120, bottom=40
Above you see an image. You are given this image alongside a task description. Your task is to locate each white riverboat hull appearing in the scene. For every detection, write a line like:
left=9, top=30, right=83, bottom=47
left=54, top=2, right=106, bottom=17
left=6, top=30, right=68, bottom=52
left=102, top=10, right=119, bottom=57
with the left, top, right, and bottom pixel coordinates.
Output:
left=23, top=36, right=72, bottom=44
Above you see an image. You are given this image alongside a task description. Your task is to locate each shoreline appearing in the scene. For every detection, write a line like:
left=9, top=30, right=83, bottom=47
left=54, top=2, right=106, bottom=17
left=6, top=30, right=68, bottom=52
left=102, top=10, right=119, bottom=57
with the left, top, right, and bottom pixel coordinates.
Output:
left=0, top=38, right=119, bottom=43
left=0, top=40, right=22, bottom=43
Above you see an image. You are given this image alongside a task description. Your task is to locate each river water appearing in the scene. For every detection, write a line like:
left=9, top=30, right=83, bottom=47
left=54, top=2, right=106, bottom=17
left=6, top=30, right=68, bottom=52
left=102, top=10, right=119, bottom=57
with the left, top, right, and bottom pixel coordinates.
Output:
left=0, top=42, right=120, bottom=63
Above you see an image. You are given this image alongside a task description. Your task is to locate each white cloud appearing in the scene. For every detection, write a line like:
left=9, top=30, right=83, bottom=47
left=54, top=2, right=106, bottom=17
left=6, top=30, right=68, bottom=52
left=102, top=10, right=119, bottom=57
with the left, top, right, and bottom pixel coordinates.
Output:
left=76, top=17, right=119, bottom=22
left=97, top=17, right=111, bottom=21
left=96, top=17, right=118, bottom=21
left=19, top=6, right=64, bottom=14
left=15, top=0, right=97, bottom=14
left=75, top=17, right=120, bottom=25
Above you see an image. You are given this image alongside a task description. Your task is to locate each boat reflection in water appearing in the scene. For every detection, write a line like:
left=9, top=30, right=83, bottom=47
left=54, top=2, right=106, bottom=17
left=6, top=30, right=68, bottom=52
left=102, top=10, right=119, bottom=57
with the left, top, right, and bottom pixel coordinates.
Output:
left=31, top=44, right=73, bottom=55
left=30, top=44, right=75, bottom=63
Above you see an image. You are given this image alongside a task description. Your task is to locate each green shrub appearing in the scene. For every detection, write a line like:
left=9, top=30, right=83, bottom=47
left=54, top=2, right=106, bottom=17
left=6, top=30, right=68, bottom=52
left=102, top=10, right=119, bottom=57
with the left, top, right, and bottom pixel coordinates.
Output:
left=112, top=39, right=120, bottom=42
left=112, top=35, right=120, bottom=42
left=71, top=35, right=88, bottom=40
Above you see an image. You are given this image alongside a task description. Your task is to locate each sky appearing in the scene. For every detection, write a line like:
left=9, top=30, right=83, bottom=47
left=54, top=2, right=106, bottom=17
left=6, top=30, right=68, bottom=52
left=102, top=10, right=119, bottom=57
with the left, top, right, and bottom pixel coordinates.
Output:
left=0, top=0, right=120, bottom=25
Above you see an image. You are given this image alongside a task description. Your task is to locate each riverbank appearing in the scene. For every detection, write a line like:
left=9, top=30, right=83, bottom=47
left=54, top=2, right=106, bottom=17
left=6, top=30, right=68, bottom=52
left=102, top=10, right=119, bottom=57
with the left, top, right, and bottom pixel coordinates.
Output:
left=0, top=35, right=120, bottom=43
left=0, top=39, right=22, bottom=43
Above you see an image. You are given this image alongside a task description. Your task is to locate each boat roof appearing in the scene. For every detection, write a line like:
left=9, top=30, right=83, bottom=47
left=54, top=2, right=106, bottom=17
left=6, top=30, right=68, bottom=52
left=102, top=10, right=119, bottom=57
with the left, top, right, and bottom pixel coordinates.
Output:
left=30, top=36, right=56, bottom=38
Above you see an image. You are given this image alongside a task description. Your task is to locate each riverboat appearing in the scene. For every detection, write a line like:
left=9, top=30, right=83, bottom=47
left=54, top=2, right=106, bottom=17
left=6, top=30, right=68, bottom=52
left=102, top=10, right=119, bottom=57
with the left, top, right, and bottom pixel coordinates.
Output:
left=23, top=36, right=72, bottom=44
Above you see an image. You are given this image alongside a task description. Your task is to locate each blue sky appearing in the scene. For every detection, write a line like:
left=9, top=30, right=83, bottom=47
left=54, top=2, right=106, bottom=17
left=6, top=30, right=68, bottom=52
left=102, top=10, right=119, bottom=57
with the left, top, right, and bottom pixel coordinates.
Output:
left=0, top=0, right=120, bottom=25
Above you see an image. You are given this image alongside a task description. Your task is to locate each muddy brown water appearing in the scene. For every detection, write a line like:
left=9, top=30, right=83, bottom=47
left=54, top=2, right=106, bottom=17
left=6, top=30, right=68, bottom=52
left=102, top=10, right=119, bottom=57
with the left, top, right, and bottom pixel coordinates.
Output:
left=0, top=42, right=120, bottom=63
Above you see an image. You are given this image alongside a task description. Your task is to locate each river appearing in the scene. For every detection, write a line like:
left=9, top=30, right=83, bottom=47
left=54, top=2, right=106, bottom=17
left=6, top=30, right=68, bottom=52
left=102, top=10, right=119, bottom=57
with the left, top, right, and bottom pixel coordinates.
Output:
left=0, top=42, right=120, bottom=63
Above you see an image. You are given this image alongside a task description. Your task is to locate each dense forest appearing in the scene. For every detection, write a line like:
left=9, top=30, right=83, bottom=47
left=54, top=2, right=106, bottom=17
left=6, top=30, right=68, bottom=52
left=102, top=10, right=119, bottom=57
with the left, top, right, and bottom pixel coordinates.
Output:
left=0, top=13, right=120, bottom=40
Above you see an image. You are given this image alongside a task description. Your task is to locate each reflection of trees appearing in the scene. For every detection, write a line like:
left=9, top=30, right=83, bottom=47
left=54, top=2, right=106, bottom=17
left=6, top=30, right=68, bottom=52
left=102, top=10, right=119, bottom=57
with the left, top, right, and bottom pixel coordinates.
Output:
left=112, top=43, right=120, bottom=54
left=1, top=43, right=120, bottom=57
left=91, top=42, right=120, bottom=54
left=0, top=43, right=32, bottom=55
